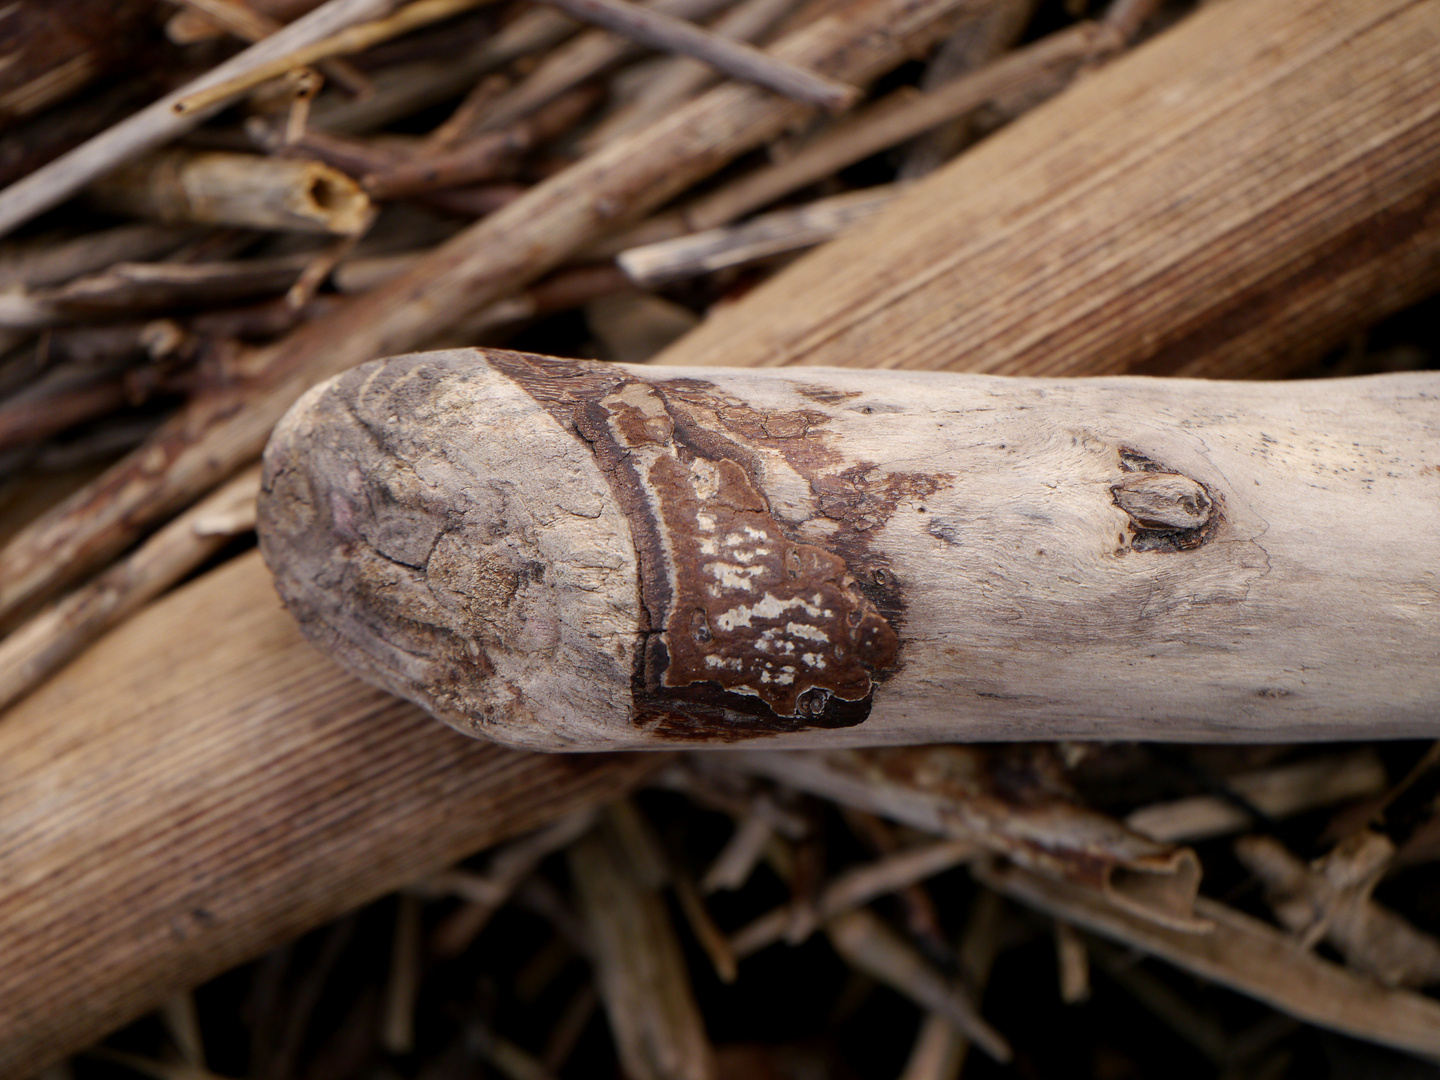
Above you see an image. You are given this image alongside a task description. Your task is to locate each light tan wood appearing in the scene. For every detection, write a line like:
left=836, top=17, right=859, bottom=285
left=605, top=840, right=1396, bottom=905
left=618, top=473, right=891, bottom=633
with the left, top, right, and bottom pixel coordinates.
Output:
left=0, top=551, right=656, bottom=1078
left=570, top=818, right=717, bottom=1080
left=654, top=0, right=1440, bottom=378
left=258, top=349, right=1440, bottom=751
left=90, top=150, right=373, bottom=234
left=618, top=185, right=898, bottom=286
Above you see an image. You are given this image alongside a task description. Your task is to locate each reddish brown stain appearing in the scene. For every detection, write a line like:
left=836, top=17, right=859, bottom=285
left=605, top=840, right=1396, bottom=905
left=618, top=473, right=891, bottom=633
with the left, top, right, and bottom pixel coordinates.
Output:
left=489, top=351, right=906, bottom=738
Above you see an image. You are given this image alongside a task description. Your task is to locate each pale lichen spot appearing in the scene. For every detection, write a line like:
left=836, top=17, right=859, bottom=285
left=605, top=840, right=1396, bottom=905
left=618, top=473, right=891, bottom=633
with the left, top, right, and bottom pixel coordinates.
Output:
left=716, top=593, right=824, bottom=632
left=688, top=458, right=721, bottom=500
left=785, top=621, right=830, bottom=643
left=706, top=561, right=767, bottom=591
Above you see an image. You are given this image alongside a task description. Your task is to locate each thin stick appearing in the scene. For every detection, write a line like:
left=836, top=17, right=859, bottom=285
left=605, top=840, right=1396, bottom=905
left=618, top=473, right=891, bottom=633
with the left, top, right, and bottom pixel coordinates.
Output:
left=533, top=0, right=857, bottom=110
left=618, top=184, right=897, bottom=286
left=569, top=825, right=718, bottom=1080
left=360, top=85, right=603, bottom=199
left=173, top=0, right=500, bottom=116
left=700, top=809, right=774, bottom=894
left=826, top=908, right=1011, bottom=1063
left=975, top=859, right=1440, bottom=1063
left=581, top=0, right=798, bottom=148
left=0, top=0, right=399, bottom=241
left=899, top=889, right=1006, bottom=1080
left=88, top=150, right=374, bottom=235
left=897, top=0, right=1038, bottom=179
left=672, top=872, right=739, bottom=983
left=469, top=0, right=743, bottom=135
left=0, top=467, right=261, bottom=714
left=308, top=7, right=581, bottom=134
left=381, top=894, right=423, bottom=1054
left=683, top=19, right=1110, bottom=231
left=1124, top=751, right=1389, bottom=844
left=731, top=839, right=978, bottom=957
left=175, top=0, right=373, bottom=95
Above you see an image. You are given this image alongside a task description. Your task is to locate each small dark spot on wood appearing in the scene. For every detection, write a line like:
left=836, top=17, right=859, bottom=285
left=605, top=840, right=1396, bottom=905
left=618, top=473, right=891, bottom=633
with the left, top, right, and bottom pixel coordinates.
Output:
left=1118, top=448, right=1163, bottom=472
left=928, top=518, right=962, bottom=545
left=1254, top=687, right=1293, bottom=698
left=794, top=384, right=860, bottom=405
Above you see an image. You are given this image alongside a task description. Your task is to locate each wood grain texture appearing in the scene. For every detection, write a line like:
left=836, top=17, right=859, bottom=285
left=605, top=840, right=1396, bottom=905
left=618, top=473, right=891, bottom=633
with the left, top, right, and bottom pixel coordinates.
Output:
left=0, top=551, right=657, bottom=1079
left=653, top=0, right=1440, bottom=378
left=258, top=348, right=1440, bottom=751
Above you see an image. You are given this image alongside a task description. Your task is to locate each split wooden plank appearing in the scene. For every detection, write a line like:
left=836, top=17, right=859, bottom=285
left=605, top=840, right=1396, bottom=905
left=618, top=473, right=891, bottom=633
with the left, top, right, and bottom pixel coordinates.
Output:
left=653, top=0, right=1440, bottom=378
left=0, top=551, right=658, bottom=1078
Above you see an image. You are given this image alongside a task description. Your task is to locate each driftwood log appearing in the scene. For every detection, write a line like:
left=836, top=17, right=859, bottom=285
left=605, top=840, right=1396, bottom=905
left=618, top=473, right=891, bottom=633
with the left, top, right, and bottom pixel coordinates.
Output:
left=0, top=552, right=657, bottom=1078
left=258, top=349, right=1440, bottom=751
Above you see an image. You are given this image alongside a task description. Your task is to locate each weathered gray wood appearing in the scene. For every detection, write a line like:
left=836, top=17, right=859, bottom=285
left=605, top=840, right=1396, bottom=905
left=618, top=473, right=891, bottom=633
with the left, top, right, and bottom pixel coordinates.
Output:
left=258, top=348, right=1440, bottom=751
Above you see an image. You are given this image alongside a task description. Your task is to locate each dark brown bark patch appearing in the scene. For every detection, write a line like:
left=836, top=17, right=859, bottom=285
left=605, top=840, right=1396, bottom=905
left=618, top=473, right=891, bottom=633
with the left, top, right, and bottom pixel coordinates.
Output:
left=491, top=352, right=906, bottom=736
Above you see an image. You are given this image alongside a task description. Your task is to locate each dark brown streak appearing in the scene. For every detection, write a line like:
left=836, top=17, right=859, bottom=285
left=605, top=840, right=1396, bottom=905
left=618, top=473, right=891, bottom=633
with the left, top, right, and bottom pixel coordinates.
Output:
left=489, top=352, right=903, bottom=739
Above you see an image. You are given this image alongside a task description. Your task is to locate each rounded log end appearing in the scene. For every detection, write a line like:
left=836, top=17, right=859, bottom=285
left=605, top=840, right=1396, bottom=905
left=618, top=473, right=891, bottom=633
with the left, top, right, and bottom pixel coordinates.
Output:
left=257, top=349, right=642, bottom=750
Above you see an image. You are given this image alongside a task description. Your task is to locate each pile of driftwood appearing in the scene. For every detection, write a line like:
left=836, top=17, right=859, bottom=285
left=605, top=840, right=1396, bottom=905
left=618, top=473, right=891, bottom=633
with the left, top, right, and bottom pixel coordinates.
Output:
left=0, top=0, right=1438, bottom=1076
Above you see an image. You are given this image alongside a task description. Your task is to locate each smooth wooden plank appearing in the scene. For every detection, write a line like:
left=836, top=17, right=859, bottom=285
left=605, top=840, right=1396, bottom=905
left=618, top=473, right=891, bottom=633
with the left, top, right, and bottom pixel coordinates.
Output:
left=655, top=0, right=1440, bottom=378
left=0, top=551, right=657, bottom=1078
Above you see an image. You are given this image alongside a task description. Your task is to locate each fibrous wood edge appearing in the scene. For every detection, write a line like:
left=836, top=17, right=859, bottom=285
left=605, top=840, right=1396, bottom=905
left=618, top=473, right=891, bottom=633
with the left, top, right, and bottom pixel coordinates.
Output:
left=0, top=551, right=659, bottom=1079
left=653, top=0, right=1440, bottom=377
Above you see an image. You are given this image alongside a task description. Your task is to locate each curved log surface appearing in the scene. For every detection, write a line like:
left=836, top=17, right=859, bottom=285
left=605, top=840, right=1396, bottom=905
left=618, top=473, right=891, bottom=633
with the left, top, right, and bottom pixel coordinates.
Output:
left=0, top=551, right=656, bottom=1079
left=259, top=348, right=1440, bottom=751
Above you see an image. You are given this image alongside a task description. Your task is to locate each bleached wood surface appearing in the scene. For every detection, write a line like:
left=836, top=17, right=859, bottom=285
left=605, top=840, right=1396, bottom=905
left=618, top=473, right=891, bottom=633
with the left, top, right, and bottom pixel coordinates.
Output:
left=259, top=349, right=1440, bottom=751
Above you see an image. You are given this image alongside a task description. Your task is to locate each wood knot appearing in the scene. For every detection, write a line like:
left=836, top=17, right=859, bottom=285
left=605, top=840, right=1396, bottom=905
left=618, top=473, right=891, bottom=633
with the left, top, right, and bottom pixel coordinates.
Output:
left=1112, top=472, right=1212, bottom=531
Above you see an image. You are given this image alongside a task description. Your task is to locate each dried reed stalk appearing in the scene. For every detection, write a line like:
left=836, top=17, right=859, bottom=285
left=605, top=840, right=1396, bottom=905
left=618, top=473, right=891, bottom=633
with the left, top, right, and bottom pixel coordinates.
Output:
left=974, top=858, right=1440, bottom=1062
left=89, top=150, right=374, bottom=234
